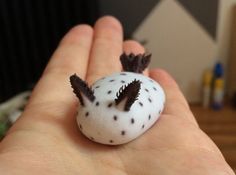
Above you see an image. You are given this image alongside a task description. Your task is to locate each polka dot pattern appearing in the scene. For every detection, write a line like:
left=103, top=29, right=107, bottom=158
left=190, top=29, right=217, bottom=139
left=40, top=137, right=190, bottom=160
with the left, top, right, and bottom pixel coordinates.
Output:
left=131, top=118, right=135, bottom=124
left=76, top=72, right=165, bottom=145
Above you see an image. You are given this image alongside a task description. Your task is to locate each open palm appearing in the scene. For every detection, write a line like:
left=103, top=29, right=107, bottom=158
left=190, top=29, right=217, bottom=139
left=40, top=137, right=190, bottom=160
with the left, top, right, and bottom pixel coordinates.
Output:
left=0, top=16, right=234, bottom=175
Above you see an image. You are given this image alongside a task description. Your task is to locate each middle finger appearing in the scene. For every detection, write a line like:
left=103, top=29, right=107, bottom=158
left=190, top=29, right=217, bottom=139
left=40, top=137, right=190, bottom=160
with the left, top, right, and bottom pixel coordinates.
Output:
left=86, top=16, right=123, bottom=84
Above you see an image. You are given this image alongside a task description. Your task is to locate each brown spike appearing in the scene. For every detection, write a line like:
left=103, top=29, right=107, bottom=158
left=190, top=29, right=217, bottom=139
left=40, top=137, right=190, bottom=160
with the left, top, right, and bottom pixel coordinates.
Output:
left=70, top=74, right=95, bottom=106
left=120, top=52, right=151, bottom=73
left=115, top=79, right=141, bottom=111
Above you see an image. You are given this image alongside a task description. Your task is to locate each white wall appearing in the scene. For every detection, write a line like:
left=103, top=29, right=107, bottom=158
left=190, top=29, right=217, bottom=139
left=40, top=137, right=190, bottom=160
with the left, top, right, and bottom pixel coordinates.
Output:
left=133, top=0, right=236, bottom=103
left=134, top=0, right=216, bottom=103
left=216, top=0, right=236, bottom=66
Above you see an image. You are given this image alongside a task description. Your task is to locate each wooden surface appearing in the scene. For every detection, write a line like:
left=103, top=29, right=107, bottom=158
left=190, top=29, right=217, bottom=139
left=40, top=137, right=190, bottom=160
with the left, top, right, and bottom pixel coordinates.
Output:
left=191, top=105, right=236, bottom=172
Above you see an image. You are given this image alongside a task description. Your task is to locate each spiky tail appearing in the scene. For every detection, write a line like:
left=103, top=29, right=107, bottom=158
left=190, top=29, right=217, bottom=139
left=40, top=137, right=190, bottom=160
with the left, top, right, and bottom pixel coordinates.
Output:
left=120, top=53, right=151, bottom=73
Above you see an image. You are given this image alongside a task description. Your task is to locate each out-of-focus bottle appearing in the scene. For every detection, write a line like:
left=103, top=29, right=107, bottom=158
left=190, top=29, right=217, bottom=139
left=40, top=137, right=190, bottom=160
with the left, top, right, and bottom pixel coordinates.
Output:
left=212, top=62, right=224, bottom=110
left=202, top=70, right=212, bottom=108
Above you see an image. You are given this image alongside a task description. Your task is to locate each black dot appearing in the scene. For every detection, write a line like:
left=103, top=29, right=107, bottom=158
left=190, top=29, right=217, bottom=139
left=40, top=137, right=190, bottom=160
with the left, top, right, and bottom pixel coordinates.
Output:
left=145, top=88, right=149, bottom=92
left=95, top=85, right=100, bottom=89
left=121, top=80, right=125, bottom=83
left=109, top=140, right=113, bottom=143
left=95, top=102, right=99, bottom=106
left=121, top=130, right=126, bottom=135
left=109, top=79, right=115, bottom=82
left=79, top=124, right=83, bottom=130
left=113, top=115, right=118, bottom=121
left=148, top=98, right=152, bottom=103
left=148, top=115, right=151, bottom=120
left=120, top=73, right=127, bottom=75
left=107, top=90, right=112, bottom=94
left=85, top=112, right=89, bottom=117
left=131, top=118, right=135, bottom=124
left=90, top=137, right=94, bottom=140
left=142, top=124, right=145, bottom=129
left=139, top=102, right=143, bottom=107
left=108, top=103, right=113, bottom=108
left=153, top=87, right=157, bottom=91
left=149, top=79, right=154, bottom=83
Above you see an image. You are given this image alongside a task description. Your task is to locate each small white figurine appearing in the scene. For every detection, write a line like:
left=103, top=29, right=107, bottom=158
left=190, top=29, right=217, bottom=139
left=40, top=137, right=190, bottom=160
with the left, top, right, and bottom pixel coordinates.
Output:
left=70, top=53, right=165, bottom=145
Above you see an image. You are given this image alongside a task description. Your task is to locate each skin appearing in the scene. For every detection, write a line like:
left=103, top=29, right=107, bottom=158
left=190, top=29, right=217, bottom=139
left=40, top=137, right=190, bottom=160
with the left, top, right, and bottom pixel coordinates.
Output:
left=0, top=16, right=234, bottom=175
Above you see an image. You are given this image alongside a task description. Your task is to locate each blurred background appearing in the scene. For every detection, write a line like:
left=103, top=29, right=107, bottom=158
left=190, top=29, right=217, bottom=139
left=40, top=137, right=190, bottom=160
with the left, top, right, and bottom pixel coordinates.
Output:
left=0, top=0, right=235, bottom=172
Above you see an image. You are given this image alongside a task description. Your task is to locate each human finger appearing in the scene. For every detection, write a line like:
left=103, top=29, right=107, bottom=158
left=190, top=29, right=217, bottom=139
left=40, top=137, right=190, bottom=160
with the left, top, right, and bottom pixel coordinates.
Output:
left=149, top=69, right=198, bottom=125
left=86, top=16, right=123, bottom=84
left=13, top=25, right=94, bottom=128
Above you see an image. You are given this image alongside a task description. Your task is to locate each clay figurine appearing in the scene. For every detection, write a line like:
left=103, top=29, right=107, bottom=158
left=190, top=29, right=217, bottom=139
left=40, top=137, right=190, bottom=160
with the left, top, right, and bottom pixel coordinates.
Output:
left=70, top=53, right=165, bottom=145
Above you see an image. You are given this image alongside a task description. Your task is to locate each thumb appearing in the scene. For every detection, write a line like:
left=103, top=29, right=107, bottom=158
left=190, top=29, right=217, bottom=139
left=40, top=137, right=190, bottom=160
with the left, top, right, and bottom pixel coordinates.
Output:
left=149, top=69, right=198, bottom=126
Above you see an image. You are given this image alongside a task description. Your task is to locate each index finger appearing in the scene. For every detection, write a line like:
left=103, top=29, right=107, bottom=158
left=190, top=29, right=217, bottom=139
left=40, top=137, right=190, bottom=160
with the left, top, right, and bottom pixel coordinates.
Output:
left=12, top=25, right=94, bottom=130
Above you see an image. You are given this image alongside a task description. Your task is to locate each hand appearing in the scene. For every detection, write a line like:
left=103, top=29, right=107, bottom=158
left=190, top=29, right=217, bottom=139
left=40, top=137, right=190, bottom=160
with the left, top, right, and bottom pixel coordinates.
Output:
left=0, top=16, right=234, bottom=175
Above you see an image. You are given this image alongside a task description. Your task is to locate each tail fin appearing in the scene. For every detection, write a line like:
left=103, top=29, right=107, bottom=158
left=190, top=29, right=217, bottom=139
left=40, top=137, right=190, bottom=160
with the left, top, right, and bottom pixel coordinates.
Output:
left=120, top=53, right=151, bottom=73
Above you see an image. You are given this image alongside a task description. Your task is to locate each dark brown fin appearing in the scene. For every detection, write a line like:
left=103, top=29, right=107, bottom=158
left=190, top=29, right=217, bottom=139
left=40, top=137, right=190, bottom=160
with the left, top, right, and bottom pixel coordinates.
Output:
left=70, top=74, right=95, bottom=106
left=120, top=52, right=151, bottom=73
left=115, top=79, right=141, bottom=111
